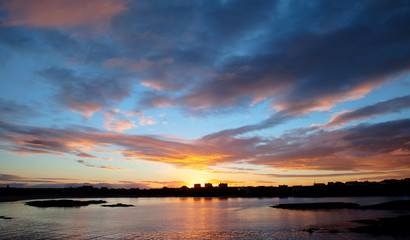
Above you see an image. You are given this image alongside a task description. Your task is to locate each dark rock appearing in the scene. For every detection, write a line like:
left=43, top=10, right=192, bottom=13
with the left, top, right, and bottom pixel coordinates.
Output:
left=361, top=200, right=410, bottom=210
left=271, top=202, right=360, bottom=210
left=101, top=203, right=134, bottom=207
left=329, top=229, right=339, bottom=234
left=25, top=199, right=107, bottom=207
left=350, top=215, right=410, bottom=236
left=0, top=216, right=12, bottom=219
left=303, top=228, right=319, bottom=234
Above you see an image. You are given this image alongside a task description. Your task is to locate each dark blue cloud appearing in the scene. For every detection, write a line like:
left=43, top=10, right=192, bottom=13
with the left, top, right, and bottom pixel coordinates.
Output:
left=2, top=0, right=409, bottom=117
left=0, top=98, right=40, bottom=122
left=123, top=0, right=410, bottom=114
left=37, top=67, right=132, bottom=116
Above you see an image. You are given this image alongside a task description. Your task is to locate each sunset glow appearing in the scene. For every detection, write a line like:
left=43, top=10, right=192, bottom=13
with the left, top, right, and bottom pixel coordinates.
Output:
left=1, top=0, right=410, bottom=189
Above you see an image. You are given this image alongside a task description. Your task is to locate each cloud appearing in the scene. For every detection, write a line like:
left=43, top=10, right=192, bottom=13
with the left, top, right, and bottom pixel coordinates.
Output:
left=324, top=95, right=410, bottom=128
left=0, top=173, right=24, bottom=181
left=202, top=112, right=291, bottom=140
left=250, top=119, right=410, bottom=171
left=139, top=115, right=158, bottom=126
left=1, top=0, right=129, bottom=31
left=138, top=92, right=174, bottom=109
left=75, top=151, right=99, bottom=159
left=0, top=173, right=150, bottom=188
left=0, top=173, right=75, bottom=183
left=0, top=25, right=120, bottom=69
left=37, top=67, right=132, bottom=117
left=0, top=98, right=40, bottom=122
left=77, top=160, right=131, bottom=171
left=106, top=119, right=137, bottom=132
left=117, top=0, right=410, bottom=115
left=254, top=170, right=406, bottom=179
left=103, top=109, right=137, bottom=132
left=3, top=1, right=409, bottom=117
left=103, top=109, right=159, bottom=132
left=1, top=117, right=409, bottom=173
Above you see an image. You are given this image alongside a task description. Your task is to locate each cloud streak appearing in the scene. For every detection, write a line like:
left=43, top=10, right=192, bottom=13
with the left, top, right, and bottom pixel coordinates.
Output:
left=324, top=95, right=410, bottom=128
left=0, top=173, right=150, bottom=188
left=77, top=160, right=131, bottom=171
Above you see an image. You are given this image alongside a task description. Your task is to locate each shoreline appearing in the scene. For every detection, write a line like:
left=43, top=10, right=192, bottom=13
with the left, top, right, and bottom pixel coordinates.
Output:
left=2, top=194, right=410, bottom=203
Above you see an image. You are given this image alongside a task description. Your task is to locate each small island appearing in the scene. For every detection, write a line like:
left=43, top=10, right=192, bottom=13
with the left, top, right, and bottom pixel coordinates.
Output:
left=271, top=200, right=410, bottom=210
left=272, top=200, right=410, bottom=237
left=361, top=200, right=410, bottom=210
left=101, top=203, right=134, bottom=207
left=271, top=202, right=360, bottom=210
left=25, top=199, right=107, bottom=207
left=350, top=215, right=410, bottom=236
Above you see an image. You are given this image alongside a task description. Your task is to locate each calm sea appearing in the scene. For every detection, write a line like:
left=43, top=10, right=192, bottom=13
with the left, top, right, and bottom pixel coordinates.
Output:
left=1, top=196, right=409, bottom=239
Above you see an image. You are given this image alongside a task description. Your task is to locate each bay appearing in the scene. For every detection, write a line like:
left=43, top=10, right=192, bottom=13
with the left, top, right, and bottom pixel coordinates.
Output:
left=1, top=196, right=409, bottom=239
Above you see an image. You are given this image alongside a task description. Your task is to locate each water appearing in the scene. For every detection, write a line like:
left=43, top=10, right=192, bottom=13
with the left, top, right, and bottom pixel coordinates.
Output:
left=1, top=196, right=409, bottom=239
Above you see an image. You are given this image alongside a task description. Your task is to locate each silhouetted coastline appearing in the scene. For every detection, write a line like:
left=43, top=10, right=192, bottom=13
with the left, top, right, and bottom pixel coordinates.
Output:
left=1, top=178, right=409, bottom=202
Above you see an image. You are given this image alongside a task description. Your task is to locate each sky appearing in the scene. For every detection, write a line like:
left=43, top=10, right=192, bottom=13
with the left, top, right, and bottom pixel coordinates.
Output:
left=0, top=0, right=410, bottom=189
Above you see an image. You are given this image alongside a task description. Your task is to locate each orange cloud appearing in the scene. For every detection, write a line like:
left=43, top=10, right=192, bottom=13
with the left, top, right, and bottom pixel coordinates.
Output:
left=272, top=82, right=377, bottom=115
left=139, top=115, right=157, bottom=126
left=2, top=0, right=129, bottom=30
left=1, top=118, right=410, bottom=174
left=103, top=109, right=160, bottom=132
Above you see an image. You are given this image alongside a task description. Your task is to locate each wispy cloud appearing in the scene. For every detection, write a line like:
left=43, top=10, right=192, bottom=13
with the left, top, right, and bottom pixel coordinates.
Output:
left=103, top=109, right=137, bottom=132
left=0, top=98, right=40, bottom=123
left=0, top=173, right=75, bottom=183
left=77, top=160, right=131, bottom=171
left=324, top=95, right=410, bottom=128
left=1, top=0, right=129, bottom=31
left=253, top=170, right=407, bottom=179
left=202, top=112, right=291, bottom=140
left=103, top=109, right=159, bottom=132
left=0, top=173, right=150, bottom=188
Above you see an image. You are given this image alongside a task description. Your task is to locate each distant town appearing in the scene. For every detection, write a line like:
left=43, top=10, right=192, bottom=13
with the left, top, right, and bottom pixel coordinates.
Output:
left=1, top=178, right=410, bottom=201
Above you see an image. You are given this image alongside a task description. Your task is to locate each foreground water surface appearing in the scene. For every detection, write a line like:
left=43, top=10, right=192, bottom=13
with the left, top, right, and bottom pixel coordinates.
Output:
left=1, top=196, right=409, bottom=239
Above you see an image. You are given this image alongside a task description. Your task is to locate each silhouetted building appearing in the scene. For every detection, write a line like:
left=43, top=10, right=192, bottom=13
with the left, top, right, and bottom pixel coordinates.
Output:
left=381, top=179, right=398, bottom=185
left=194, top=183, right=201, bottom=189
left=204, top=183, right=213, bottom=188
left=346, top=181, right=359, bottom=186
left=218, top=183, right=228, bottom=188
